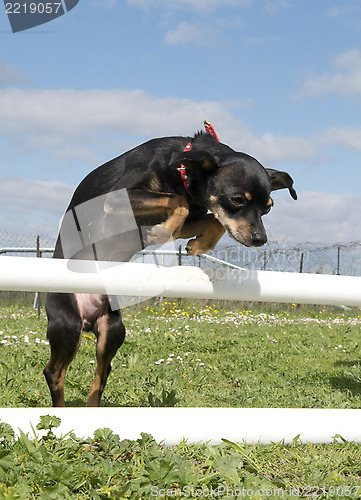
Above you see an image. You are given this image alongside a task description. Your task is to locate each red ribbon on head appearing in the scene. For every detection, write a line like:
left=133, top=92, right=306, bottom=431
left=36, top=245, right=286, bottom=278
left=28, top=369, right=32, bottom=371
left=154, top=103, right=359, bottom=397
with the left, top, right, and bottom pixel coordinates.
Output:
left=178, top=120, right=220, bottom=198
left=204, top=120, right=220, bottom=142
left=177, top=142, right=192, bottom=196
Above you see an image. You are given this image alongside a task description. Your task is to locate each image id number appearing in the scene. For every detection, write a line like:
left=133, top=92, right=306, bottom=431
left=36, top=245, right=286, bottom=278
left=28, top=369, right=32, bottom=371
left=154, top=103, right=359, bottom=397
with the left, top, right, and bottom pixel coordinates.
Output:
left=5, top=2, right=62, bottom=15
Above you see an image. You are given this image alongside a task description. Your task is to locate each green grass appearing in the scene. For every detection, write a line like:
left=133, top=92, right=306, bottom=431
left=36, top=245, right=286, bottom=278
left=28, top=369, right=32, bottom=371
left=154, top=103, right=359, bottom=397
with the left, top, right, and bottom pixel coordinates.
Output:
left=1, top=301, right=361, bottom=409
left=1, top=300, right=361, bottom=498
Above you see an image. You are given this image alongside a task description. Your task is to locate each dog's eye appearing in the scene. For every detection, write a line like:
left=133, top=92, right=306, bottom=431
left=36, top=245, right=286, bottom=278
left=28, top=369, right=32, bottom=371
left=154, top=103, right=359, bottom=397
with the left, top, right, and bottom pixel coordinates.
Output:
left=231, top=196, right=245, bottom=206
left=263, top=198, right=274, bottom=214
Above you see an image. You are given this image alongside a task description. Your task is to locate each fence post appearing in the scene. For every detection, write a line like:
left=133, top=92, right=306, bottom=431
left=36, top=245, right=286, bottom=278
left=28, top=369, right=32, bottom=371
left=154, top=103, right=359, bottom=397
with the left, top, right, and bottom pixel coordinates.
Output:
left=299, top=252, right=304, bottom=273
left=337, top=246, right=341, bottom=275
left=35, top=236, right=41, bottom=316
left=224, top=244, right=228, bottom=263
left=178, top=245, right=182, bottom=266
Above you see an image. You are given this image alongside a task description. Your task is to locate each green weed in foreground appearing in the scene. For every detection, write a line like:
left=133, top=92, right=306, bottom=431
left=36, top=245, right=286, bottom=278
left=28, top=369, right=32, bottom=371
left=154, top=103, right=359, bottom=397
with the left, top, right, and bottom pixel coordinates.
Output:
left=0, top=415, right=361, bottom=499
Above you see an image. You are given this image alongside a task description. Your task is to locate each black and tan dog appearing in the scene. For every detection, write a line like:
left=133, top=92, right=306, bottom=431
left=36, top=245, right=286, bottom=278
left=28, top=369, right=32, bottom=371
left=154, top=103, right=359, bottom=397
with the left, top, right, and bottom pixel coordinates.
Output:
left=44, top=128, right=297, bottom=406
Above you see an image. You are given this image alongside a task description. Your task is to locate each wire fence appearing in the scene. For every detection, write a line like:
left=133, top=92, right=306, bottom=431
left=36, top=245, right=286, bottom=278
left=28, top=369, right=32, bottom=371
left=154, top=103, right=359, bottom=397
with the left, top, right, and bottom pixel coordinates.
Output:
left=0, top=229, right=360, bottom=276
left=0, top=230, right=55, bottom=257
left=210, top=240, right=361, bottom=277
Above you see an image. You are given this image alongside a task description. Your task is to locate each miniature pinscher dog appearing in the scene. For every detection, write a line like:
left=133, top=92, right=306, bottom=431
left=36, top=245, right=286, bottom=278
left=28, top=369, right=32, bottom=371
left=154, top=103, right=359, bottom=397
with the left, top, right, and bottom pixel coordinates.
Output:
left=44, top=127, right=297, bottom=406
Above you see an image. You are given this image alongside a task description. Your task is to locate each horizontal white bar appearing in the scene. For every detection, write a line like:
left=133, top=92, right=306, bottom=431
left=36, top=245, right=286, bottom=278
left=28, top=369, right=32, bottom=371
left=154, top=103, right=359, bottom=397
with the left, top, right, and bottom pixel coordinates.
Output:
left=140, top=249, right=244, bottom=270
left=1, top=408, right=361, bottom=444
left=0, top=256, right=361, bottom=306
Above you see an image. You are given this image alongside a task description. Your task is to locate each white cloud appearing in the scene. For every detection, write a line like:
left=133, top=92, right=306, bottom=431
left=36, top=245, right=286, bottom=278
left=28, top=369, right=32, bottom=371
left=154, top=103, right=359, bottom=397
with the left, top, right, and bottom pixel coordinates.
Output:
left=0, top=88, right=241, bottom=159
left=266, top=191, right=361, bottom=243
left=1, top=87, right=361, bottom=168
left=246, top=133, right=317, bottom=164
left=319, top=127, right=361, bottom=152
left=0, top=87, right=298, bottom=165
left=1, top=177, right=357, bottom=245
left=0, top=62, right=28, bottom=88
left=264, top=0, right=294, bottom=12
left=327, top=4, right=361, bottom=19
left=0, top=177, right=73, bottom=214
left=164, top=22, right=214, bottom=46
left=0, top=177, right=74, bottom=235
left=298, top=49, right=361, bottom=98
left=222, top=98, right=253, bottom=109
left=246, top=35, right=282, bottom=45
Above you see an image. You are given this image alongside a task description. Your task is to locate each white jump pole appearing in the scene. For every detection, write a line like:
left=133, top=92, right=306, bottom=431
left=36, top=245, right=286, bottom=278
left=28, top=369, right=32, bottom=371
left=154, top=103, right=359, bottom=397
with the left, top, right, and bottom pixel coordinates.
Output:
left=1, top=255, right=361, bottom=445
left=1, top=407, right=361, bottom=445
left=0, top=256, right=361, bottom=306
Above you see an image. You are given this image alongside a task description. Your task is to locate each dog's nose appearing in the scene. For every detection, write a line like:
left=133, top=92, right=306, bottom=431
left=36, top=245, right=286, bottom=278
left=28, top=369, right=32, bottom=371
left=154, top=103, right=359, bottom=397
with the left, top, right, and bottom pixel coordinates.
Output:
left=251, top=232, right=267, bottom=246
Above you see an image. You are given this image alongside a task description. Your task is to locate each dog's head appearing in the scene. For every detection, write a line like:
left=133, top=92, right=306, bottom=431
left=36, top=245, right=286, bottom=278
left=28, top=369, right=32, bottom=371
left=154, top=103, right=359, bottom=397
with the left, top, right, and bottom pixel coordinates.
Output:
left=171, top=136, right=297, bottom=247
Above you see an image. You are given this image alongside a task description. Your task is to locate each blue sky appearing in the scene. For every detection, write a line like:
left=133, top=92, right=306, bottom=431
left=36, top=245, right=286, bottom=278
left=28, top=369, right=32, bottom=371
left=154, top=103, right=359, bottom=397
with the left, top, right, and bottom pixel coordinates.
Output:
left=0, top=0, right=361, bottom=244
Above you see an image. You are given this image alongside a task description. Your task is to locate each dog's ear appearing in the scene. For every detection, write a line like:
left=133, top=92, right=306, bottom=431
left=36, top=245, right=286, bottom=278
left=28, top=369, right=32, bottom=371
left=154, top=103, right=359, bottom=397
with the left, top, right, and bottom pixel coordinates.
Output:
left=267, top=168, right=297, bottom=200
left=170, top=150, right=218, bottom=171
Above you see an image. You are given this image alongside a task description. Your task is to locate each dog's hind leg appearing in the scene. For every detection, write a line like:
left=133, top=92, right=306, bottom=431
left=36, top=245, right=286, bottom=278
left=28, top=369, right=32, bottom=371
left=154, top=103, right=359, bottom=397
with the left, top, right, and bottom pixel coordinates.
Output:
left=44, top=293, right=83, bottom=407
left=86, top=306, right=125, bottom=407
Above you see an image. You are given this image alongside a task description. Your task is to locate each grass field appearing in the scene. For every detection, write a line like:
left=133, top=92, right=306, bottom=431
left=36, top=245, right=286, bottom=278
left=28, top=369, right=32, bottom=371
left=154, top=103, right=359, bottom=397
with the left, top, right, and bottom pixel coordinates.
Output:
left=1, top=298, right=361, bottom=498
left=1, top=299, right=361, bottom=409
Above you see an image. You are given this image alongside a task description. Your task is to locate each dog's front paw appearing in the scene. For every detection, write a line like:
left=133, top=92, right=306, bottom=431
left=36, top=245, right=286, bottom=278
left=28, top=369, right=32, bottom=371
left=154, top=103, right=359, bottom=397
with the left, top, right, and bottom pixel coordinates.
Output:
left=185, top=238, right=208, bottom=256
left=147, top=224, right=172, bottom=245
